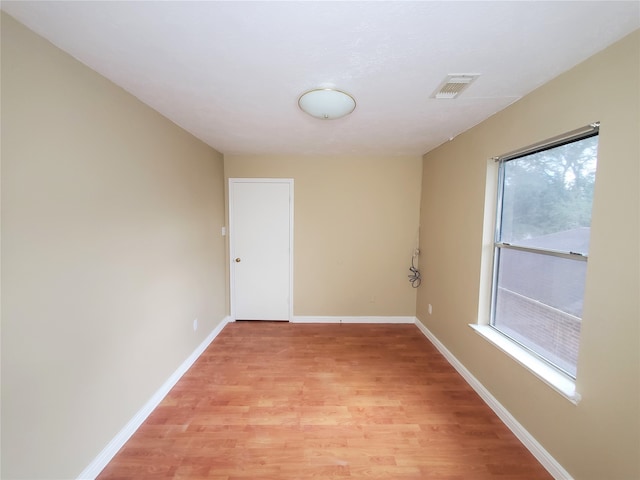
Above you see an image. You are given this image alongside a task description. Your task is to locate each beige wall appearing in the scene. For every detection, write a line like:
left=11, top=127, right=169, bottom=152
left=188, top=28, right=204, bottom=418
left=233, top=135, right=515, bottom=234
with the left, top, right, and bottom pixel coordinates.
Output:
left=416, top=30, right=640, bottom=480
left=1, top=13, right=227, bottom=479
left=225, top=155, right=422, bottom=317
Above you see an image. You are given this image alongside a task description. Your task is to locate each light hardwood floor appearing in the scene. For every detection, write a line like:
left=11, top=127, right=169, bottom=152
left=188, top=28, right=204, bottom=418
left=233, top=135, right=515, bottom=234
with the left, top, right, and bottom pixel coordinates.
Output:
left=97, top=322, right=553, bottom=479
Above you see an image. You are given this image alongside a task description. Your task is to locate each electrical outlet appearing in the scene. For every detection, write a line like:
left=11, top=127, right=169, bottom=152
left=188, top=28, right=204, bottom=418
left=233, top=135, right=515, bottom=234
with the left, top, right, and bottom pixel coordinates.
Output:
left=428, top=304, right=433, bottom=315
left=193, top=318, right=198, bottom=331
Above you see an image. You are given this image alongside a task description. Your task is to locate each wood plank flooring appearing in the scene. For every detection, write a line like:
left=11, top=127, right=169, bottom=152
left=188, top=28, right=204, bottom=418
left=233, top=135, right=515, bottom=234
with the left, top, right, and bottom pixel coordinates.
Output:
left=97, top=322, right=553, bottom=479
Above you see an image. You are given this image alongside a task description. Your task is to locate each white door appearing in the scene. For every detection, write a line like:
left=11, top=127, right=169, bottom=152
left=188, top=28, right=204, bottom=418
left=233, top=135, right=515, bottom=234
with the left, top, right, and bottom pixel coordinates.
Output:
left=229, top=179, right=293, bottom=321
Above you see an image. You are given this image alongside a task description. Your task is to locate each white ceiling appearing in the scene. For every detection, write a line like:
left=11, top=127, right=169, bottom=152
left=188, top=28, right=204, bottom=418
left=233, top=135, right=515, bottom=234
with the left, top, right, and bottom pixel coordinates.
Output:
left=3, top=1, right=639, bottom=157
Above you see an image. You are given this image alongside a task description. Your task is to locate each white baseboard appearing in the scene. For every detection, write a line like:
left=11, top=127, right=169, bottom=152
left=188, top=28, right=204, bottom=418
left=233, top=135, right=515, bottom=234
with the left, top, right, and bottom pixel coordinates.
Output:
left=413, top=318, right=573, bottom=480
left=77, top=315, right=233, bottom=480
left=292, top=315, right=416, bottom=324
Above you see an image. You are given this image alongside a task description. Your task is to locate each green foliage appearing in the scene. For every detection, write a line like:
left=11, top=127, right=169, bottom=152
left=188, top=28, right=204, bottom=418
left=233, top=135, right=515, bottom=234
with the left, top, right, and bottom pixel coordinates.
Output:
left=500, top=135, right=598, bottom=242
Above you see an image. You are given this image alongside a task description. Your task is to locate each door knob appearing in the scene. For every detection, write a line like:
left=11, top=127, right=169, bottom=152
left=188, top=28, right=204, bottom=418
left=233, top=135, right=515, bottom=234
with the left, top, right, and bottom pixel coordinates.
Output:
left=235, top=258, right=241, bottom=263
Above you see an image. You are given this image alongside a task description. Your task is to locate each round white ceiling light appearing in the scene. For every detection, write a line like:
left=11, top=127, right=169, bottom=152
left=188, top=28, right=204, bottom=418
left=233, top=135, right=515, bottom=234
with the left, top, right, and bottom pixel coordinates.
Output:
left=298, top=88, right=356, bottom=120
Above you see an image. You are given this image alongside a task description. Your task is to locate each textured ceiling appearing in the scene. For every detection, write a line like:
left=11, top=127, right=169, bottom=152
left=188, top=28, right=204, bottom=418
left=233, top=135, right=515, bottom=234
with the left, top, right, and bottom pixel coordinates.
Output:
left=3, top=1, right=639, bottom=157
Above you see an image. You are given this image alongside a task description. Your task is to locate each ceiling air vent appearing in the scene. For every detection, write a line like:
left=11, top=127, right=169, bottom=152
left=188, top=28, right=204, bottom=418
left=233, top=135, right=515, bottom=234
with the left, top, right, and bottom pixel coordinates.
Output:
left=431, top=74, right=480, bottom=99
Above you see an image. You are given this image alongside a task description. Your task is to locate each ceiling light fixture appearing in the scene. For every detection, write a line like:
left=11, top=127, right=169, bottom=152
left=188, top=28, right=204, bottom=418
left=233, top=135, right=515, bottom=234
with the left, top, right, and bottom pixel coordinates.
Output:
left=298, top=88, right=356, bottom=120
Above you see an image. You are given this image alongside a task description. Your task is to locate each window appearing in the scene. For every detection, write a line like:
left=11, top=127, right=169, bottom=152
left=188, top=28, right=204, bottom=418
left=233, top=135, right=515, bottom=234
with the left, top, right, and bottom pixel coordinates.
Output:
left=491, top=124, right=599, bottom=378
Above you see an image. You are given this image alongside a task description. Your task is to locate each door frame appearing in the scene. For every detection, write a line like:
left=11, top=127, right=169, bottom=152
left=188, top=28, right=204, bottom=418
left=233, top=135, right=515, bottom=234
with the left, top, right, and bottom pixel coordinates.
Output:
left=228, top=178, right=294, bottom=321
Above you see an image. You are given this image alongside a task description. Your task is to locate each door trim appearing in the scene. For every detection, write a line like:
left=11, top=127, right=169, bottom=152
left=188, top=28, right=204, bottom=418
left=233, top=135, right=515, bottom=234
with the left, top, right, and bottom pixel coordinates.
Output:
left=228, top=178, right=294, bottom=321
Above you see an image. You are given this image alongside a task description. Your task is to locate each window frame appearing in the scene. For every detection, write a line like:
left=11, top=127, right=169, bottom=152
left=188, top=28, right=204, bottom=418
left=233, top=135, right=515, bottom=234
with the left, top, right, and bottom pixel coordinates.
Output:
left=474, top=122, right=599, bottom=403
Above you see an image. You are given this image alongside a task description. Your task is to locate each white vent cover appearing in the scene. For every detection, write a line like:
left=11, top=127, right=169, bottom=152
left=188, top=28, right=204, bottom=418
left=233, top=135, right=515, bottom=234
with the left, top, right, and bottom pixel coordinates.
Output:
left=432, top=74, right=480, bottom=99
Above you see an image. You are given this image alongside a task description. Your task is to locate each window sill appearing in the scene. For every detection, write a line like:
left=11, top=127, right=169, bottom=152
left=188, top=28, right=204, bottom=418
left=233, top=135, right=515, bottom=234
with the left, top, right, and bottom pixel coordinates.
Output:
left=469, top=324, right=581, bottom=405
